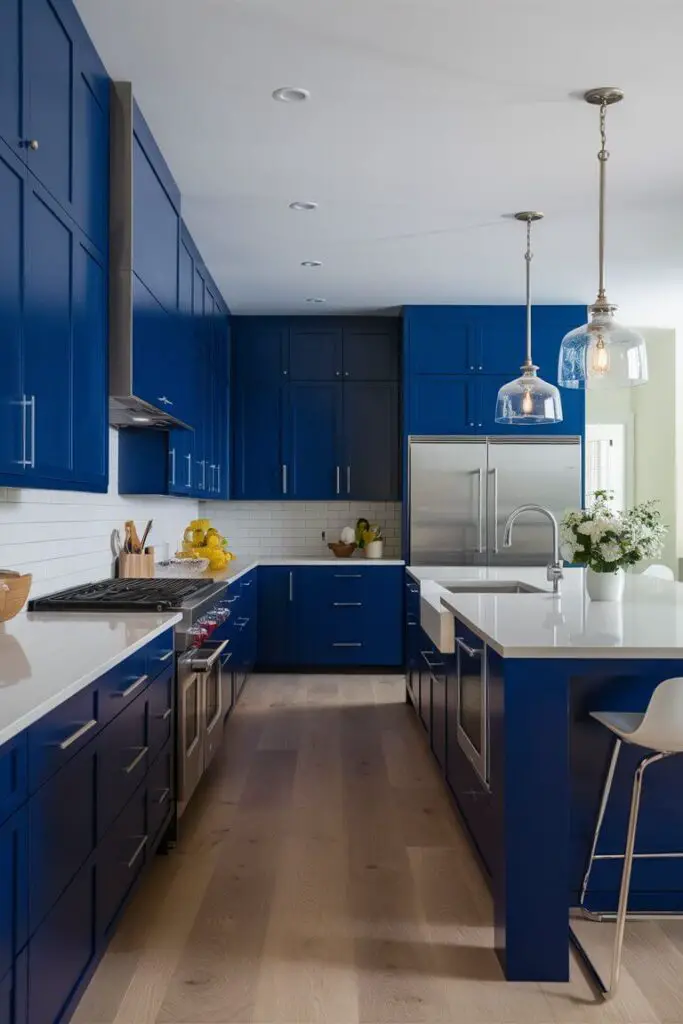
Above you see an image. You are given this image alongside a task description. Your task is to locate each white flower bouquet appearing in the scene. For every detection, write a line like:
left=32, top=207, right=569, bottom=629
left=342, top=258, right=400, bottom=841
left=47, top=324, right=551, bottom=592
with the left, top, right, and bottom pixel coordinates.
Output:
left=560, top=490, right=667, bottom=573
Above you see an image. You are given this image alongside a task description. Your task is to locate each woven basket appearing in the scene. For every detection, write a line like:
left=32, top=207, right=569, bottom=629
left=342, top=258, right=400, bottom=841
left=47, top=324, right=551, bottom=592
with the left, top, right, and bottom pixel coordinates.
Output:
left=0, top=570, right=32, bottom=621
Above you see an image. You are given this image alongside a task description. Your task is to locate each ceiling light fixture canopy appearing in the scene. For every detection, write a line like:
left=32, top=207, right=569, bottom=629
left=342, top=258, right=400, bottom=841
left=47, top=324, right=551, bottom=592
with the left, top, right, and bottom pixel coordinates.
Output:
left=495, top=212, right=563, bottom=425
left=301, top=260, right=323, bottom=268
left=558, top=88, right=647, bottom=390
left=272, top=87, right=310, bottom=103
left=289, top=201, right=318, bottom=211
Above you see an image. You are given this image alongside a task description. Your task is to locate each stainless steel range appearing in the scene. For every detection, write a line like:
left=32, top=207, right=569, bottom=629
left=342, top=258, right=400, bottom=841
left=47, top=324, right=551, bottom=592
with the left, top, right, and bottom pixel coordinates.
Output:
left=29, top=576, right=237, bottom=818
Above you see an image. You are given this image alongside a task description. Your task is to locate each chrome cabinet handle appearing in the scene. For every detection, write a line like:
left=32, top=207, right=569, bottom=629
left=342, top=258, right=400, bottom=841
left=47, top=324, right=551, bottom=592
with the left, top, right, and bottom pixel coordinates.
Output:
left=19, top=395, right=29, bottom=468
left=185, top=453, right=192, bottom=488
left=199, top=460, right=206, bottom=489
left=282, top=464, right=288, bottom=495
left=26, top=139, right=39, bottom=151
left=455, top=636, right=483, bottom=658
left=336, top=466, right=340, bottom=495
left=334, top=573, right=361, bottom=579
left=289, top=570, right=293, bottom=602
left=169, top=448, right=176, bottom=486
left=333, top=602, right=362, bottom=607
left=59, top=718, right=97, bottom=751
left=157, top=396, right=173, bottom=406
left=29, top=395, right=35, bottom=468
left=157, top=787, right=170, bottom=806
left=115, top=674, right=148, bottom=699
left=333, top=642, right=362, bottom=648
left=491, top=468, right=499, bottom=553
left=242, top=579, right=253, bottom=587
left=477, top=467, right=485, bottom=553
left=420, top=650, right=445, bottom=671
left=346, top=465, right=351, bottom=494
left=159, top=707, right=172, bottom=721
left=123, top=746, right=149, bottom=775
left=125, top=835, right=148, bottom=869
left=159, top=650, right=174, bottom=662
left=217, top=464, right=221, bottom=493
left=209, top=464, right=216, bottom=491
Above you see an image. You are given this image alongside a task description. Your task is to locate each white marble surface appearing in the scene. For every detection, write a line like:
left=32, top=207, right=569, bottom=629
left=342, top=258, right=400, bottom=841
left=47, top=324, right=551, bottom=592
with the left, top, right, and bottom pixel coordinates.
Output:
left=0, top=611, right=181, bottom=746
left=407, top=565, right=683, bottom=659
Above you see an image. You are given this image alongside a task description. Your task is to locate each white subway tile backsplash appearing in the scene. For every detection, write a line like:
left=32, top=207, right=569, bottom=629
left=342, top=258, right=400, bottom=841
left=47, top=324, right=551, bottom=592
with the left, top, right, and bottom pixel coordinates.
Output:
left=201, top=500, right=402, bottom=560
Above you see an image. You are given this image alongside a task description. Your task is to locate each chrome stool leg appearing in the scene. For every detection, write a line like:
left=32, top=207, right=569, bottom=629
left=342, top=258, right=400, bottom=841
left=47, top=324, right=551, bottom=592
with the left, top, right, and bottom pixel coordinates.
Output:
left=580, top=738, right=622, bottom=907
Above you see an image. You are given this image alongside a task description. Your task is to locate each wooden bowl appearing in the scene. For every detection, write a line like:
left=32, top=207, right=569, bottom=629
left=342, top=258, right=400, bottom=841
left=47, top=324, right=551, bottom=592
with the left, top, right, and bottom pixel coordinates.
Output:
left=0, top=571, right=32, bottom=621
left=327, top=542, right=357, bottom=558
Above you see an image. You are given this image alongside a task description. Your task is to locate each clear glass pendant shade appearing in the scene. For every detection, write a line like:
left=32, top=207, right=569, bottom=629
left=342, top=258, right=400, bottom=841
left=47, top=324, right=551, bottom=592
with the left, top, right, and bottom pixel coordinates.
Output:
left=495, top=368, right=563, bottom=424
left=558, top=307, right=648, bottom=390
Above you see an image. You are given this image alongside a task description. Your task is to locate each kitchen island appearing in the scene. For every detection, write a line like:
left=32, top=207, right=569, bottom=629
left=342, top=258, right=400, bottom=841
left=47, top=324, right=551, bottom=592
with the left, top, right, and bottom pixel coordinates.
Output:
left=407, top=566, right=683, bottom=984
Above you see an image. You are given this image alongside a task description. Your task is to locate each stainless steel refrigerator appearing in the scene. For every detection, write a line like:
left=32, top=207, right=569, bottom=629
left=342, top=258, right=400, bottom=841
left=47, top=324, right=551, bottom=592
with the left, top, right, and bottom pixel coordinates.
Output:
left=408, top=436, right=582, bottom=565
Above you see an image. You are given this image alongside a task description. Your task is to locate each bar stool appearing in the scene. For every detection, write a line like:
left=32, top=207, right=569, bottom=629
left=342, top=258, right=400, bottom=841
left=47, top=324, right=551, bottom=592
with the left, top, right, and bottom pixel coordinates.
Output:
left=641, top=564, right=675, bottom=581
left=578, top=677, right=683, bottom=997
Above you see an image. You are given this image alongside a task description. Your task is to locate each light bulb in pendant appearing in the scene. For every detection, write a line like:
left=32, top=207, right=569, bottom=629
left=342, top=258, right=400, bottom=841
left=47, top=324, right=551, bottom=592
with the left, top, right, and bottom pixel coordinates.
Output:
left=590, top=335, right=610, bottom=376
left=522, top=388, right=534, bottom=415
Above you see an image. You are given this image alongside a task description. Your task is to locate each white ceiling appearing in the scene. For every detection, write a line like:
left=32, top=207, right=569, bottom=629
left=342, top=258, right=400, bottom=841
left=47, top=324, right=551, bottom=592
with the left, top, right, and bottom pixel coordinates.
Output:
left=76, top=0, right=683, bottom=322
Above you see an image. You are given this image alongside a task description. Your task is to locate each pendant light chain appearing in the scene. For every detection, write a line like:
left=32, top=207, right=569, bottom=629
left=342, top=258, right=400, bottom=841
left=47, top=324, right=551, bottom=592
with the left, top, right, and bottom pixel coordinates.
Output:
left=524, top=216, right=534, bottom=368
left=596, top=98, right=610, bottom=306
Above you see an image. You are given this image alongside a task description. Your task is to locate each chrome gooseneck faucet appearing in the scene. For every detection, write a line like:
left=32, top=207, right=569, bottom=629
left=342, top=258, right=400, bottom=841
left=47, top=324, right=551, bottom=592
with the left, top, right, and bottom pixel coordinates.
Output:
left=503, top=504, right=564, bottom=594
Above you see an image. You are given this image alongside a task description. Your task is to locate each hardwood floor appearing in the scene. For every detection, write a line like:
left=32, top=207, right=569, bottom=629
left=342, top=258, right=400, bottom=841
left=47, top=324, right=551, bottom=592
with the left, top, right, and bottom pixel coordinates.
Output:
left=73, top=674, right=683, bottom=1024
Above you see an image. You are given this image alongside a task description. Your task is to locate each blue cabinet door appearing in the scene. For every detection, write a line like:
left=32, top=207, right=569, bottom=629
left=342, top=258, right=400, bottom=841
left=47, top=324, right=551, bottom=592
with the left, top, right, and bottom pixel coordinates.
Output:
left=0, top=951, right=27, bottom=1024
left=343, top=381, right=399, bottom=500
left=72, top=42, right=109, bottom=254
left=0, top=0, right=23, bottom=160
left=284, top=382, right=342, bottom=499
left=287, top=323, right=342, bottom=381
left=23, top=181, right=74, bottom=484
left=0, top=147, right=26, bottom=483
left=72, top=238, right=108, bottom=489
left=0, top=808, right=27, bottom=984
left=169, top=235, right=196, bottom=495
left=342, top=320, right=399, bottom=380
left=469, top=306, right=525, bottom=375
left=232, top=379, right=283, bottom=500
left=257, top=567, right=295, bottom=667
left=211, top=319, right=230, bottom=499
left=408, top=375, right=478, bottom=435
left=233, top=319, right=287, bottom=383
left=404, top=307, right=476, bottom=374
left=132, top=129, right=179, bottom=313
left=132, top=274, right=182, bottom=418
left=24, top=0, right=75, bottom=215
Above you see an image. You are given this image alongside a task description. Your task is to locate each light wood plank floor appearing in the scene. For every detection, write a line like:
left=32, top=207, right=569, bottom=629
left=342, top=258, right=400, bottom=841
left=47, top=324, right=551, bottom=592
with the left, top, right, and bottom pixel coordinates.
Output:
left=74, top=674, right=683, bottom=1024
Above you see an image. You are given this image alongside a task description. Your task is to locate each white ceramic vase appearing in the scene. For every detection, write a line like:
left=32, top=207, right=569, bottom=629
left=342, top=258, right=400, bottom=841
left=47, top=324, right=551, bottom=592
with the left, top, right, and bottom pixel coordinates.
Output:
left=364, top=540, right=384, bottom=559
left=586, top=567, right=625, bottom=602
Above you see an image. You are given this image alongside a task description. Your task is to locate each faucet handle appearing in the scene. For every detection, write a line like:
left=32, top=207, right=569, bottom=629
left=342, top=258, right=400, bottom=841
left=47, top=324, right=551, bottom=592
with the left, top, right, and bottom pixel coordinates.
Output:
left=547, top=560, right=564, bottom=592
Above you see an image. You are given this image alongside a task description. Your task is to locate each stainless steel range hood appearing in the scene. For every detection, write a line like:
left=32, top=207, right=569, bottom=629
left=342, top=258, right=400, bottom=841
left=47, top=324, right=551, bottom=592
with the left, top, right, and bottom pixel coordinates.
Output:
left=108, top=81, right=188, bottom=430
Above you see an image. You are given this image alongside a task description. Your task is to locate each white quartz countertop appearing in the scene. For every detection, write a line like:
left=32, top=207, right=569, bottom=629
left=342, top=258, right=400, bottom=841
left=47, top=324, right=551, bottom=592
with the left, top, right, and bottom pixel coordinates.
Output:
left=407, top=565, right=683, bottom=659
left=208, top=556, right=405, bottom=584
left=0, top=611, right=181, bottom=746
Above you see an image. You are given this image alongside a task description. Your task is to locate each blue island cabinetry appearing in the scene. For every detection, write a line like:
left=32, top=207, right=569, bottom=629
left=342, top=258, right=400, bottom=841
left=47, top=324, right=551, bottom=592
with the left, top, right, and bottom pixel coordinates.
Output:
left=0, top=629, right=176, bottom=1024
left=232, top=317, right=401, bottom=501
left=0, top=0, right=109, bottom=494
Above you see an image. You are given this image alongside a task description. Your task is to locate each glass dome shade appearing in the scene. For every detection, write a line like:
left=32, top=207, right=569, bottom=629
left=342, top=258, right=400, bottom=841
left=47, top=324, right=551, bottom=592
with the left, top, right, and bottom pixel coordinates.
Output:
left=558, top=308, right=648, bottom=390
left=495, top=368, right=563, bottom=425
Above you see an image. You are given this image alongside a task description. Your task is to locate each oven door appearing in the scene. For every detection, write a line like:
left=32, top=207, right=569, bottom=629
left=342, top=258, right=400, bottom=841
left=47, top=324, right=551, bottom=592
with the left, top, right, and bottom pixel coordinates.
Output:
left=177, top=654, right=203, bottom=817
left=190, top=640, right=228, bottom=772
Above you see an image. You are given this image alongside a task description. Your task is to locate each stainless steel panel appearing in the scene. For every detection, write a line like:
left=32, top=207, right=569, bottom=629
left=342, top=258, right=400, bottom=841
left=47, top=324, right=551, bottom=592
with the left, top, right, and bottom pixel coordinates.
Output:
left=487, top=437, right=582, bottom=565
left=409, top=438, right=488, bottom=565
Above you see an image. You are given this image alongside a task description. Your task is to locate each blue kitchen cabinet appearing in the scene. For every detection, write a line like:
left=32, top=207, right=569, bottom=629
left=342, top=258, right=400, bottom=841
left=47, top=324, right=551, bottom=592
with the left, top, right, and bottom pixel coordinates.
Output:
left=0, top=809, right=28, bottom=984
left=342, top=319, right=400, bottom=380
left=0, top=147, right=25, bottom=482
left=287, top=324, right=343, bottom=381
left=168, top=234, right=197, bottom=496
left=233, top=319, right=287, bottom=383
left=408, top=375, right=478, bottom=435
left=343, top=382, right=400, bottom=500
left=284, top=382, right=343, bottom=499
left=73, top=236, right=108, bottom=487
left=132, top=275, right=186, bottom=424
left=404, top=307, right=479, bottom=375
left=0, top=951, right=27, bottom=1024
left=211, top=318, right=230, bottom=499
left=232, top=378, right=283, bottom=500
left=0, top=0, right=23, bottom=161
left=257, top=567, right=297, bottom=667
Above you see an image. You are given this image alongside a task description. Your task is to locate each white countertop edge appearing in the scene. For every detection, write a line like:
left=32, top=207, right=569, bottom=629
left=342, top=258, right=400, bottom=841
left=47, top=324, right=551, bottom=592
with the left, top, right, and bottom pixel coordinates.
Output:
left=0, top=612, right=181, bottom=747
left=212, top=557, right=405, bottom=583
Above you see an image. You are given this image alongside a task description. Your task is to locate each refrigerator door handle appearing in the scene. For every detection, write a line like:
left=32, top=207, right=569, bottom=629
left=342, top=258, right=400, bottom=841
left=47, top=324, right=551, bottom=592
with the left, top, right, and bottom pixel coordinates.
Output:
left=477, top=468, right=485, bottom=553
left=490, top=467, right=499, bottom=554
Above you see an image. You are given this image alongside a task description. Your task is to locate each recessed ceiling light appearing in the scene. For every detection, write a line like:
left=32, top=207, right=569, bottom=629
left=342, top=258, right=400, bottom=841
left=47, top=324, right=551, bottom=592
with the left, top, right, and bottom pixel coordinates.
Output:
left=301, top=260, right=323, bottom=268
left=306, top=297, right=326, bottom=304
left=272, top=86, right=310, bottom=103
left=132, top=416, right=151, bottom=423
left=289, top=201, right=318, bottom=211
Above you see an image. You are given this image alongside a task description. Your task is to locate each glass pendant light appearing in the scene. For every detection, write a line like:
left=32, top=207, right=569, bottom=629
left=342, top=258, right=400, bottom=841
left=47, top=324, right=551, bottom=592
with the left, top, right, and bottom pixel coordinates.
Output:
left=495, top=212, right=563, bottom=425
left=558, top=88, right=648, bottom=390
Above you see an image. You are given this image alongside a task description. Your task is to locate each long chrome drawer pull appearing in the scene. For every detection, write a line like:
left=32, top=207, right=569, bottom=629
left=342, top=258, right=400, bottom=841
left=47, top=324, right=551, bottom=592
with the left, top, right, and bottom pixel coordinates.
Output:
left=333, top=642, right=362, bottom=647
left=159, top=650, right=174, bottom=662
left=59, top=719, right=97, bottom=751
left=242, top=580, right=253, bottom=587
left=123, top=746, right=149, bottom=775
left=420, top=650, right=445, bottom=670
left=455, top=636, right=484, bottom=658
left=159, top=708, right=172, bottom=721
left=225, top=595, right=240, bottom=604
left=117, top=674, right=148, bottom=698
left=157, top=787, right=170, bottom=806
left=333, top=602, right=362, bottom=607
left=126, top=835, right=148, bottom=869
left=334, top=574, right=362, bottom=579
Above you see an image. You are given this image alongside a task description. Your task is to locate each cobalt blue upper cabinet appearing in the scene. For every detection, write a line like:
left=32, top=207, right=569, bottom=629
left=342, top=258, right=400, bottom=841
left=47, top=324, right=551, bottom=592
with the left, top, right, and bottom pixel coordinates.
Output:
left=0, top=0, right=23, bottom=163
left=404, top=305, right=585, bottom=436
left=284, top=383, right=343, bottom=499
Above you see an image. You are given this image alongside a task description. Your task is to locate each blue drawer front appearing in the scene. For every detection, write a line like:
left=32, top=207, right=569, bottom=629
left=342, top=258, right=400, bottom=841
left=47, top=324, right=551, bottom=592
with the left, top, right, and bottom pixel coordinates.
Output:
left=145, top=629, right=175, bottom=680
left=28, top=740, right=97, bottom=936
left=147, top=666, right=174, bottom=761
left=97, top=691, right=148, bottom=839
left=147, top=742, right=173, bottom=846
left=28, top=684, right=100, bottom=794
left=0, top=736, right=27, bottom=827
left=97, top=785, right=147, bottom=941
left=0, top=808, right=27, bottom=982
left=98, top=646, right=149, bottom=725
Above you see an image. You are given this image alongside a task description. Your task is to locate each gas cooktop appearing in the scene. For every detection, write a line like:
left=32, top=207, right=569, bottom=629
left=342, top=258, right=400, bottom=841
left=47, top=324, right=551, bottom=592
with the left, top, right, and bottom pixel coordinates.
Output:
left=28, top=577, right=216, bottom=613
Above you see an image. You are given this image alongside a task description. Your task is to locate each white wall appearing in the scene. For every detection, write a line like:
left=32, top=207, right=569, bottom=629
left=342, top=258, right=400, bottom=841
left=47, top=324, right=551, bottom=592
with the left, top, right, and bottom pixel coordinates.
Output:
left=200, top=500, right=402, bottom=560
left=0, top=429, right=198, bottom=598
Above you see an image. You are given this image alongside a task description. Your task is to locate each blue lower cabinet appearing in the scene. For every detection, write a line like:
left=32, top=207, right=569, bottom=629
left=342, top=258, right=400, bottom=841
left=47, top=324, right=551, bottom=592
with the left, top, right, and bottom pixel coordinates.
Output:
left=0, top=809, right=27, bottom=983
left=0, top=950, right=27, bottom=1024
left=97, top=690, right=148, bottom=839
left=27, top=682, right=100, bottom=794
left=147, top=667, right=174, bottom=761
left=0, top=736, right=27, bottom=828
left=97, top=785, right=147, bottom=942
left=27, top=859, right=97, bottom=1024
left=28, top=741, right=97, bottom=935
left=147, top=744, right=173, bottom=847
left=257, top=566, right=296, bottom=667
left=417, top=631, right=434, bottom=734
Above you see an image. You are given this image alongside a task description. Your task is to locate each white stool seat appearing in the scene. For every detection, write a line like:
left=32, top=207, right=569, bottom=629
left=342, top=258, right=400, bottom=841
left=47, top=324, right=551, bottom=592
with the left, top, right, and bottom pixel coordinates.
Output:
left=642, top=564, right=675, bottom=581
left=590, top=677, right=683, bottom=753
